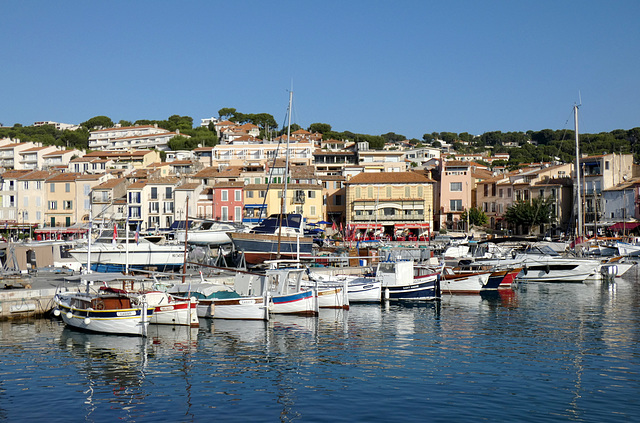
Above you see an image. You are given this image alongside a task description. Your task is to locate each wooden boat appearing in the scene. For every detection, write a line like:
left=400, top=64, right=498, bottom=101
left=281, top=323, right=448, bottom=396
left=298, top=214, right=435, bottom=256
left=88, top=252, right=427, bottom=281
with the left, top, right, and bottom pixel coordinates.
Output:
left=376, top=260, right=440, bottom=301
left=138, top=290, right=199, bottom=327
left=441, top=268, right=495, bottom=294
left=267, top=267, right=318, bottom=316
left=305, top=271, right=382, bottom=303
left=54, top=289, right=153, bottom=337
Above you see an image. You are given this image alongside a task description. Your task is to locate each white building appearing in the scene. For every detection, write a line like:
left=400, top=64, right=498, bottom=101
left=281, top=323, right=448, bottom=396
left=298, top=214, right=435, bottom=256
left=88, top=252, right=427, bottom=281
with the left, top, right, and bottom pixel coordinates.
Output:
left=88, top=125, right=186, bottom=151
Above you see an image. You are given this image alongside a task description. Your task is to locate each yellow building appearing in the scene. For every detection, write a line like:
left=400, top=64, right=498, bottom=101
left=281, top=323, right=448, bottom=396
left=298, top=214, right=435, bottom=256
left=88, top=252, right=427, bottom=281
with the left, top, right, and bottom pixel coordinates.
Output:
left=345, top=172, right=435, bottom=238
left=243, top=183, right=323, bottom=224
left=44, top=173, right=81, bottom=227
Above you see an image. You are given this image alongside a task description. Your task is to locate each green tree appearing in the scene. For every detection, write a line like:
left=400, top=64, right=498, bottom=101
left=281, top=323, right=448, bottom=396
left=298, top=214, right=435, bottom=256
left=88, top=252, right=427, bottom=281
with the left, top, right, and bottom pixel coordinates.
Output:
left=504, top=197, right=554, bottom=233
left=422, top=133, right=434, bottom=143
left=218, top=108, right=236, bottom=120
left=81, top=116, right=113, bottom=130
left=309, top=123, right=332, bottom=134
left=460, top=207, right=488, bottom=227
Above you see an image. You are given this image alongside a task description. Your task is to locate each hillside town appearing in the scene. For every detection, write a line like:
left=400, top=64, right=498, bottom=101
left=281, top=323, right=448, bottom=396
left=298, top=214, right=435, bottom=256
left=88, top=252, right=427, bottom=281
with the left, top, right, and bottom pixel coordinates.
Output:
left=1, top=118, right=639, bottom=243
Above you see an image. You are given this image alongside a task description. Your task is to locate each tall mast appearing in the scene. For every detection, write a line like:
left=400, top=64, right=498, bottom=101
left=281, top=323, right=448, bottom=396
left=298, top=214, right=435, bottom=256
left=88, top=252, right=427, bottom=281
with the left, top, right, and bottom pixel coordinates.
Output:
left=277, top=90, right=293, bottom=258
left=283, top=90, right=293, bottom=215
left=574, top=104, right=583, bottom=239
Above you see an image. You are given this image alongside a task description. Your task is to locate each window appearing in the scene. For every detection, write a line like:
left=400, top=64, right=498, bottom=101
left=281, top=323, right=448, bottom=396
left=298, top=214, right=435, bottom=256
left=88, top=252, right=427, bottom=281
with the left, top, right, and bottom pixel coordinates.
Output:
left=307, top=190, right=316, bottom=199
left=259, top=191, right=266, bottom=198
left=36, top=197, right=41, bottom=207
left=483, top=184, right=488, bottom=196
left=23, top=181, right=29, bottom=190
left=151, top=187, right=158, bottom=199
left=84, top=184, right=90, bottom=196
left=418, top=186, right=424, bottom=197
left=149, top=202, right=159, bottom=213
left=164, top=202, right=174, bottom=213
left=450, top=199, right=463, bottom=211
left=48, top=201, right=57, bottom=210
left=235, top=190, right=241, bottom=201
left=36, top=211, right=41, bottom=221
left=491, top=184, right=496, bottom=196
left=23, top=197, right=28, bottom=207
left=405, top=186, right=410, bottom=198
left=234, top=206, right=242, bottom=222
left=383, top=208, right=395, bottom=216
left=356, top=187, right=361, bottom=198
left=50, top=183, right=55, bottom=193
left=334, top=195, right=342, bottom=206
left=63, top=200, right=72, bottom=210
left=367, top=187, right=373, bottom=198
left=507, top=188, right=512, bottom=198
left=165, top=187, right=172, bottom=200
left=451, top=182, right=463, bottom=192
left=386, top=187, right=392, bottom=198
left=310, top=205, right=316, bottom=216
left=605, top=161, right=610, bottom=170
left=499, top=188, right=503, bottom=198
left=246, top=191, right=254, bottom=198
left=65, top=183, right=70, bottom=193
left=221, top=190, right=228, bottom=201
left=221, top=206, right=229, bottom=221
left=36, top=181, right=42, bottom=190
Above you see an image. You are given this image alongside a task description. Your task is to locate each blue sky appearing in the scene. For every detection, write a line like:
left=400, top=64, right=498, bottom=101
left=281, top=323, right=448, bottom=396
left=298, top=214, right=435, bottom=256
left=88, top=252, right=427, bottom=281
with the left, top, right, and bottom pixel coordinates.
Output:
left=2, top=1, right=639, bottom=139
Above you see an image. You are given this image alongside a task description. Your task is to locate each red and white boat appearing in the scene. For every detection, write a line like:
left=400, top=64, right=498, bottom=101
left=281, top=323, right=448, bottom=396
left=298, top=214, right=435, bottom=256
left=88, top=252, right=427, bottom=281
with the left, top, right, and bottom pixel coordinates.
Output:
left=137, top=290, right=199, bottom=327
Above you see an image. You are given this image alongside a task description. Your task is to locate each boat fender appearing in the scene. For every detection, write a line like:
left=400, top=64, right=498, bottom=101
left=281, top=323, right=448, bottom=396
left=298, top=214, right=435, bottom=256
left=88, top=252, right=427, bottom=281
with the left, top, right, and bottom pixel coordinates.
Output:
left=66, top=312, right=73, bottom=319
left=84, top=318, right=91, bottom=325
left=545, top=265, right=550, bottom=274
left=53, top=309, right=61, bottom=317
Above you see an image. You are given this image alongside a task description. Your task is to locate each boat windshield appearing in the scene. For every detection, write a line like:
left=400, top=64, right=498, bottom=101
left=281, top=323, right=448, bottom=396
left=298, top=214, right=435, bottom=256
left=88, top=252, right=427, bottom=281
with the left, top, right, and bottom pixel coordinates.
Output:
left=251, top=214, right=302, bottom=234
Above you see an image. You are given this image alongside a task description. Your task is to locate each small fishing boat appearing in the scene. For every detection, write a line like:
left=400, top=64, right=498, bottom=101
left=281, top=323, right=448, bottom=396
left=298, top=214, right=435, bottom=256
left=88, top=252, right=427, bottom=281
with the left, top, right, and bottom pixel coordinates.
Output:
left=267, top=267, right=318, bottom=316
left=54, top=289, right=154, bottom=337
left=440, top=268, right=495, bottom=294
left=305, top=271, right=381, bottom=303
left=138, top=290, right=199, bottom=327
left=376, top=260, right=440, bottom=301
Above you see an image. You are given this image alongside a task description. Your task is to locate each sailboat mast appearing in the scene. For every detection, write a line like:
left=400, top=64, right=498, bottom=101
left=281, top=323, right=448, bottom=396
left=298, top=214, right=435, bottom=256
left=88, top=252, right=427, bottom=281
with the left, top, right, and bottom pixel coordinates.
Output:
left=574, top=104, right=583, bottom=239
left=283, top=90, right=293, bottom=215
left=277, top=90, right=293, bottom=257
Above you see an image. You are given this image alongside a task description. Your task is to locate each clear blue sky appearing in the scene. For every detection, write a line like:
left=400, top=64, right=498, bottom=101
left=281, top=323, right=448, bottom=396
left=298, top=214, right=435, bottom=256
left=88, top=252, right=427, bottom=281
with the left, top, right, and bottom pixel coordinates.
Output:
left=2, top=1, right=639, bottom=139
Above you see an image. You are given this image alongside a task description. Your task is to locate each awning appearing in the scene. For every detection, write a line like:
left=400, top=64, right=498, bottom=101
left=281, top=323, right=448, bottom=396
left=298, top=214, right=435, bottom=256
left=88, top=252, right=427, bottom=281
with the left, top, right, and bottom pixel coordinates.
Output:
left=608, top=222, right=640, bottom=231
left=34, top=227, right=87, bottom=234
left=352, top=223, right=383, bottom=230
left=394, top=223, right=430, bottom=229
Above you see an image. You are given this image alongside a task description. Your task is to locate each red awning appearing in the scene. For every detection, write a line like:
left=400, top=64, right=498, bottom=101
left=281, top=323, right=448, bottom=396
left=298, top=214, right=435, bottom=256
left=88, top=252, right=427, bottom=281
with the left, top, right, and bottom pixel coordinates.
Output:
left=34, top=228, right=87, bottom=234
left=394, top=223, right=430, bottom=229
left=608, top=222, right=640, bottom=231
left=352, top=223, right=383, bottom=230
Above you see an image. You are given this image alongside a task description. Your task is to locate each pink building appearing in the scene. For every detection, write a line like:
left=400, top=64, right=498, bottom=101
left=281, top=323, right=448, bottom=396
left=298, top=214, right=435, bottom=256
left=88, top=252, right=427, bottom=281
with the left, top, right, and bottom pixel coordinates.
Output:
left=212, top=181, right=244, bottom=222
left=439, top=160, right=474, bottom=231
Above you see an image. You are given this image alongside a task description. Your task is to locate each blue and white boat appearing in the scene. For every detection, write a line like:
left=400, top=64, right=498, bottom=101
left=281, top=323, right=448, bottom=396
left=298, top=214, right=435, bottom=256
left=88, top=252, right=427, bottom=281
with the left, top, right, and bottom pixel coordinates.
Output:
left=376, top=260, right=440, bottom=301
left=266, top=267, right=318, bottom=316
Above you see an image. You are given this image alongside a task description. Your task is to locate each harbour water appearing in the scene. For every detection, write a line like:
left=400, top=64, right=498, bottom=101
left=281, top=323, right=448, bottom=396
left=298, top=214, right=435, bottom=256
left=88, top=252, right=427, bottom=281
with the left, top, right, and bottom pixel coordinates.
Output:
left=2, top=275, right=640, bottom=422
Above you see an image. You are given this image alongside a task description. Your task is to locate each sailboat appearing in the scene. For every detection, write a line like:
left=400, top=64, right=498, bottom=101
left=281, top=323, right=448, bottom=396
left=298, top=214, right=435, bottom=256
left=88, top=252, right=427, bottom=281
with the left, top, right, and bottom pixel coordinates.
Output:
left=228, top=91, right=314, bottom=265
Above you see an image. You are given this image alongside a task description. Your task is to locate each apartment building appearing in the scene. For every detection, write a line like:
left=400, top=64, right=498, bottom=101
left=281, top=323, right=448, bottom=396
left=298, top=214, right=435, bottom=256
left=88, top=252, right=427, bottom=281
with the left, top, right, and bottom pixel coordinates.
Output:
left=345, top=172, right=434, bottom=238
left=17, top=146, right=59, bottom=170
left=89, top=125, right=185, bottom=151
left=242, top=183, right=323, bottom=224
left=44, top=173, right=82, bottom=227
left=212, top=181, right=244, bottom=222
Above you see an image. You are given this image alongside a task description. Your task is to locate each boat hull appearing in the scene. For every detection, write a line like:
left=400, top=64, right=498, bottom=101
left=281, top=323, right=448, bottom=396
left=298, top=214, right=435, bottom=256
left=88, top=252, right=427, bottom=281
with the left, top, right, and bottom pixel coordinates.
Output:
left=70, top=245, right=184, bottom=272
left=230, top=232, right=313, bottom=264
left=55, top=294, right=153, bottom=337
left=271, top=289, right=318, bottom=316
left=211, top=296, right=269, bottom=320
left=441, top=272, right=492, bottom=294
left=383, top=275, right=440, bottom=301
left=317, top=287, right=348, bottom=309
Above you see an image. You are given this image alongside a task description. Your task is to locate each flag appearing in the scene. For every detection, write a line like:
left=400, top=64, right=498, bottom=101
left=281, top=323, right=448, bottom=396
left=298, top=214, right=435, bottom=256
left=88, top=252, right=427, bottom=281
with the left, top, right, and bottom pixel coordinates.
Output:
left=340, top=222, right=343, bottom=233
left=332, top=221, right=337, bottom=231
left=135, top=222, right=140, bottom=245
left=112, top=223, right=118, bottom=246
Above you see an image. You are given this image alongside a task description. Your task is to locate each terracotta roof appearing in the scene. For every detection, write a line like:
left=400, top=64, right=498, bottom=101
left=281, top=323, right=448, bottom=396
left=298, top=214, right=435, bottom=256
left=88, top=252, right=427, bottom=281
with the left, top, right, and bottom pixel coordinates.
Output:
left=128, top=181, right=147, bottom=189
left=346, top=172, right=432, bottom=185
left=192, top=168, right=219, bottom=178
left=46, top=172, right=82, bottom=182
left=94, top=178, right=126, bottom=190
left=21, top=146, right=51, bottom=152
left=1, top=170, right=34, bottom=179
left=18, top=170, right=58, bottom=180
left=213, top=181, right=245, bottom=188
left=174, top=183, right=201, bottom=190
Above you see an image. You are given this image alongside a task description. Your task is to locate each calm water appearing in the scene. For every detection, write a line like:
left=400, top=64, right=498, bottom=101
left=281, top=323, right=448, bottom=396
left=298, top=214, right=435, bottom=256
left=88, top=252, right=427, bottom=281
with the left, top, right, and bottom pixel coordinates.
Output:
left=2, top=275, right=640, bottom=422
